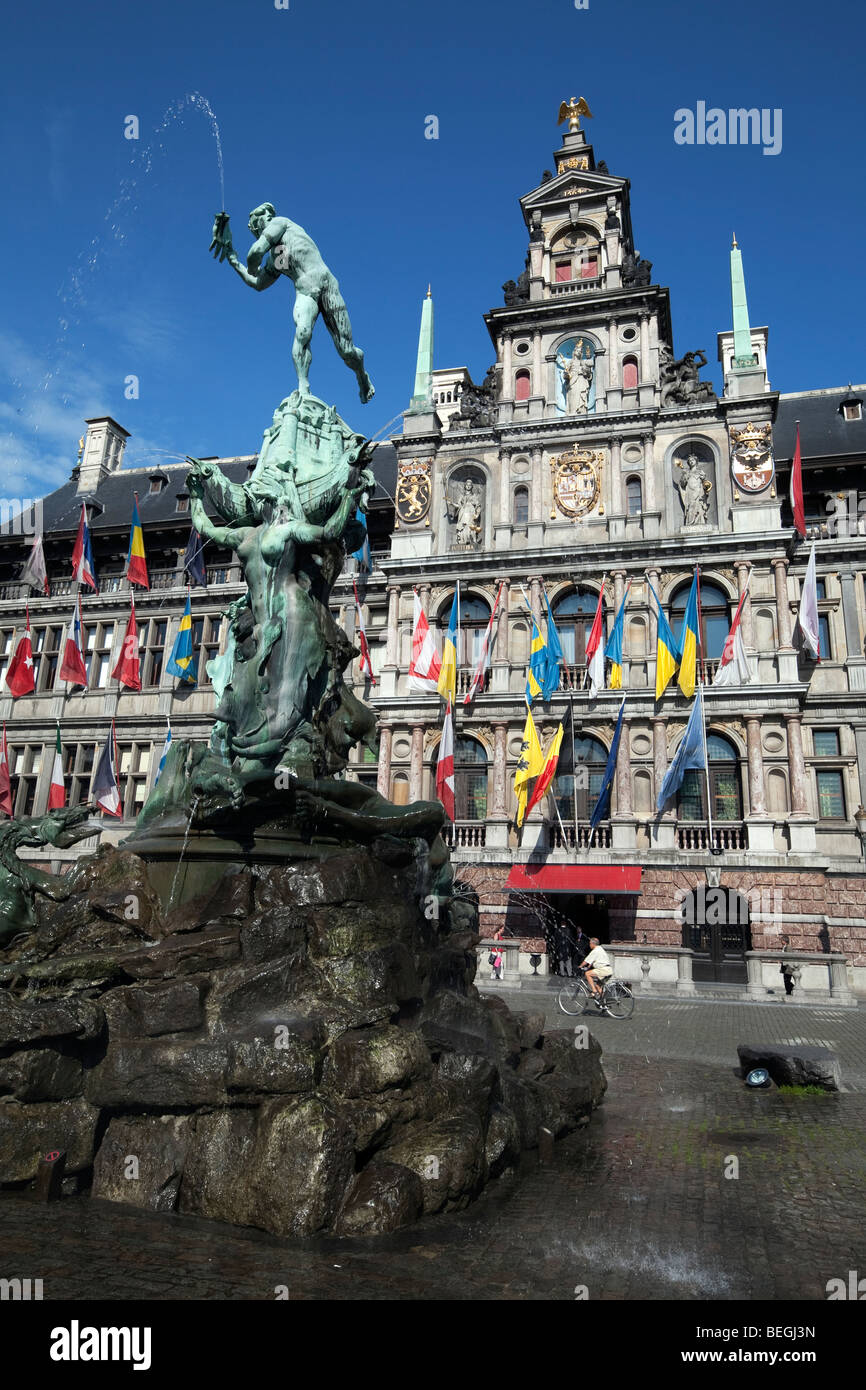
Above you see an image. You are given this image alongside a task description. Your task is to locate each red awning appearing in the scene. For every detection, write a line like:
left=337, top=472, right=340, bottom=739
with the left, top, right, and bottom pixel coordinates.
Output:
left=505, top=865, right=642, bottom=895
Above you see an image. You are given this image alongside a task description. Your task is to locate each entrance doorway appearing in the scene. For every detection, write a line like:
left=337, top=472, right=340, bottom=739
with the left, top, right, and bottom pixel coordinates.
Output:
left=681, top=886, right=751, bottom=984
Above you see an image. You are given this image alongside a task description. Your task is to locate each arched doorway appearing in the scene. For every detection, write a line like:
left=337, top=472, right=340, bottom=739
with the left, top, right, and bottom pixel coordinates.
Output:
left=680, top=885, right=752, bottom=984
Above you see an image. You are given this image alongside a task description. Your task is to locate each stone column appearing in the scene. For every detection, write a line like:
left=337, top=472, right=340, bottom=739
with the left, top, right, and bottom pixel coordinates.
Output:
left=492, top=723, right=508, bottom=816
left=607, top=317, right=619, bottom=387
left=609, top=435, right=623, bottom=517
left=502, top=335, right=513, bottom=399
left=773, top=558, right=799, bottom=683
left=736, top=563, right=754, bottom=648
left=615, top=719, right=632, bottom=815
left=653, top=716, right=675, bottom=846
left=839, top=570, right=866, bottom=688
left=376, top=724, right=392, bottom=798
left=745, top=717, right=766, bottom=815
left=785, top=712, right=817, bottom=851
left=491, top=578, right=510, bottom=694
left=646, top=566, right=660, bottom=657
left=409, top=723, right=425, bottom=803
left=529, top=575, right=544, bottom=627
left=642, top=433, right=656, bottom=515
left=639, top=311, right=650, bottom=381
left=532, top=331, right=543, bottom=393
left=613, top=569, right=626, bottom=611
left=384, top=584, right=400, bottom=668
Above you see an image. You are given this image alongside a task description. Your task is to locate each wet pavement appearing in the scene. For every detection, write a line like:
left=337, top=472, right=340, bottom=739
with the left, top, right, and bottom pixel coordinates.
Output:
left=2, top=1043, right=864, bottom=1301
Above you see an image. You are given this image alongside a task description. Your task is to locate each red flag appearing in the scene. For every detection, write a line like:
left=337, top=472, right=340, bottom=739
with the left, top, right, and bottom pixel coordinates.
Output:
left=0, top=724, right=12, bottom=817
left=112, top=600, right=141, bottom=690
left=790, top=423, right=806, bottom=539
left=436, top=699, right=455, bottom=822
left=352, top=580, right=375, bottom=685
left=59, top=594, right=88, bottom=686
left=48, top=725, right=66, bottom=810
left=5, top=608, right=35, bottom=697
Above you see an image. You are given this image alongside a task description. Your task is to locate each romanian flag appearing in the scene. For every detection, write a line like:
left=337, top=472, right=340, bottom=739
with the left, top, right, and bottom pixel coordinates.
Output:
left=514, top=703, right=545, bottom=828
left=526, top=723, right=564, bottom=817
left=526, top=620, right=547, bottom=705
left=648, top=578, right=679, bottom=700
left=125, top=496, right=149, bottom=589
left=437, top=587, right=459, bottom=705
left=48, top=725, right=66, bottom=810
left=166, top=594, right=197, bottom=684
left=676, top=570, right=700, bottom=699
left=605, top=583, right=630, bottom=690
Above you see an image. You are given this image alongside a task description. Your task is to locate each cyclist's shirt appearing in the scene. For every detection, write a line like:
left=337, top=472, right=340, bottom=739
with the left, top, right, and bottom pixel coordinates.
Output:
left=583, top=946, right=612, bottom=978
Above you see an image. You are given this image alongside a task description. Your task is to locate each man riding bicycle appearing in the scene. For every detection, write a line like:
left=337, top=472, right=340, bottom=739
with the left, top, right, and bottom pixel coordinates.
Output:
left=581, top=938, right=613, bottom=999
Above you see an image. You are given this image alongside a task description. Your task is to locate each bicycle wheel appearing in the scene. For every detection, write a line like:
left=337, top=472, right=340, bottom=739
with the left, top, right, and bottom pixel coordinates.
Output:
left=603, top=980, right=635, bottom=1020
left=558, top=981, right=589, bottom=1016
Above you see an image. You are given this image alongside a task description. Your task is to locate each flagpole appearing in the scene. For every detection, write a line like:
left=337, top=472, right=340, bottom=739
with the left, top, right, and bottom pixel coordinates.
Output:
left=695, top=566, right=706, bottom=688
left=697, top=684, right=716, bottom=854
left=569, top=691, right=579, bottom=839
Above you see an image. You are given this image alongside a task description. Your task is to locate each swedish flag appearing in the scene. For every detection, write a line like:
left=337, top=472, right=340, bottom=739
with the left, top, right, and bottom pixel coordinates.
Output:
left=166, top=594, right=197, bottom=685
left=676, top=570, right=699, bottom=698
left=526, top=620, right=547, bottom=705
left=437, top=589, right=459, bottom=705
left=648, top=577, right=679, bottom=700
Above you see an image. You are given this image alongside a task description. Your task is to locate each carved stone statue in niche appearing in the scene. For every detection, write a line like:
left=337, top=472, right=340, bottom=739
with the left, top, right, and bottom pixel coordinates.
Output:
left=556, top=340, right=594, bottom=414
left=446, top=478, right=483, bottom=548
left=675, top=453, right=712, bottom=526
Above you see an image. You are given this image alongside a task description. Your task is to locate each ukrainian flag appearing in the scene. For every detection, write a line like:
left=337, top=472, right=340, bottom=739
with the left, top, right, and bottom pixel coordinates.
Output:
left=648, top=578, right=679, bottom=700
left=676, top=570, right=700, bottom=698
left=526, top=620, right=547, bottom=705
left=437, top=589, right=459, bottom=705
left=166, top=595, right=197, bottom=685
left=605, top=587, right=629, bottom=690
left=126, top=496, right=149, bottom=589
left=514, top=702, right=545, bottom=827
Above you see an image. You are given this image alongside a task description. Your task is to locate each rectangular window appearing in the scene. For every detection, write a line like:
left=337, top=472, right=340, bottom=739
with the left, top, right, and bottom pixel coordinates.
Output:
left=142, top=619, right=168, bottom=688
left=0, top=630, right=14, bottom=686
left=34, top=626, right=63, bottom=693
left=11, top=744, right=42, bottom=817
left=813, top=729, right=840, bottom=756
left=69, top=744, right=96, bottom=807
left=580, top=255, right=598, bottom=279
left=818, top=613, right=831, bottom=659
left=555, top=261, right=572, bottom=283
left=816, top=769, right=845, bottom=819
left=116, top=742, right=152, bottom=819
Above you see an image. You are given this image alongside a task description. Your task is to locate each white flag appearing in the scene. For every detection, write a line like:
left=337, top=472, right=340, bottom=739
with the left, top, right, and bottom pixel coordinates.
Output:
left=795, top=543, right=820, bottom=660
left=20, top=533, right=48, bottom=594
left=713, top=578, right=753, bottom=687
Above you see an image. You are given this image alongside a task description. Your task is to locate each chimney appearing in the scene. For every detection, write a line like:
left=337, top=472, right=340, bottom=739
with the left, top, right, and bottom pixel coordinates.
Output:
left=76, top=417, right=129, bottom=494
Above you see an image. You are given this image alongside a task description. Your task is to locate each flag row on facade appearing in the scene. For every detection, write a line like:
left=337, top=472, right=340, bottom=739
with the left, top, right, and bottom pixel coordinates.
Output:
left=22, top=503, right=209, bottom=598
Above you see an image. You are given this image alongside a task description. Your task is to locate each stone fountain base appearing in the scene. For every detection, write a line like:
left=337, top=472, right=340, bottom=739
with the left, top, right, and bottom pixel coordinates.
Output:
left=0, top=835, right=605, bottom=1237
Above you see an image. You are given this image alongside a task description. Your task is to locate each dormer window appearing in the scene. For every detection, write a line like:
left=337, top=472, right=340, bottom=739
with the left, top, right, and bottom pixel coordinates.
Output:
left=148, top=474, right=168, bottom=495
left=842, top=401, right=862, bottom=422
left=176, top=494, right=189, bottom=514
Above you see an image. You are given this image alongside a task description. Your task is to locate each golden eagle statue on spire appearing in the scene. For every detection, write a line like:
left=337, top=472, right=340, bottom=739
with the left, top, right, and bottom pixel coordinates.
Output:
left=558, top=96, right=593, bottom=132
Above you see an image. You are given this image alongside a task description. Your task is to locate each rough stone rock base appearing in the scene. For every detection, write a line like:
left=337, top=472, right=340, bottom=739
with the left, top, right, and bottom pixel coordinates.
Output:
left=737, top=1043, right=841, bottom=1091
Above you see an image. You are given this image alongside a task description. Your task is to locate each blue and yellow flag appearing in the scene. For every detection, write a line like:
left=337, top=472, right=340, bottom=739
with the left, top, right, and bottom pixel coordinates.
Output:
left=126, top=496, right=149, bottom=589
left=541, top=592, right=563, bottom=700
left=166, top=594, right=197, bottom=685
left=648, top=578, right=679, bottom=700
left=526, top=620, right=547, bottom=704
left=605, top=585, right=630, bottom=690
left=676, top=571, right=699, bottom=698
left=437, top=588, right=459, bottom=705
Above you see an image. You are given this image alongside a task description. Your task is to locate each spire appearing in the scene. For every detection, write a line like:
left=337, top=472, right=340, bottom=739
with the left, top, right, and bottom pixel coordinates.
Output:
left=409, top=285, right=434, bottom=413
left=730, top=237, right=757, bottom=368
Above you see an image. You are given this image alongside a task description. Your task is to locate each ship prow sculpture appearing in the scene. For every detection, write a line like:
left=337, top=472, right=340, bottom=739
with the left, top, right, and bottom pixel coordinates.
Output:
left=0, top=203, right=604, bottom=1238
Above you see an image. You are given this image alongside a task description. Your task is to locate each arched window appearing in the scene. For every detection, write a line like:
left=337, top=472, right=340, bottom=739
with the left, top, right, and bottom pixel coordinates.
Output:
left=455, top=594, right=492, bottom=668
left=626, top=476, right=642, bottom=516
left=445, top=736, right=487, bottom=821
left=553, top=588, right=604, bottom=667
left=513, top=485, right=529, bottom=527
left=391, top=772, right=409, bottom=806
left=622, top=356, right=639, bottom=391
left=554, top=733, right=608, bottom=822
left=679, top=732, right=742, bottom=822
left=670, top=579, right=730, bottom=660
left=515, top=370, right=531, bottom=402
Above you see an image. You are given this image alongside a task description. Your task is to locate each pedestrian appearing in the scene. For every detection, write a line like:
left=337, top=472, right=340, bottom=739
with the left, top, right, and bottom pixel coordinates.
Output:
left=779, top=933, right=796, bottom=998
left=489, top=928, right=504, bottom=981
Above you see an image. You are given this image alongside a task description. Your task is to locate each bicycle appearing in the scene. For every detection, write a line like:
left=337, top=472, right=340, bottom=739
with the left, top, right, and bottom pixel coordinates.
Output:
left=557, top=967, right=635, bottom=1020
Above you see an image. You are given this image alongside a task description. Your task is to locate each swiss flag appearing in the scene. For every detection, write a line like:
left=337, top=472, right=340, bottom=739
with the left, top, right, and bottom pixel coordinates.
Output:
left=5, top=609, right=35, bottom=697
left=112, top=601, right=141, bottom=691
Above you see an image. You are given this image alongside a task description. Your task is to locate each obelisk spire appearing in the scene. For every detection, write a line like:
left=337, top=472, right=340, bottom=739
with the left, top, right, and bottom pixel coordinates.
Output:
left=409, top=285, right=434, bottom=412
left=730, top=235, right=756, bottom=368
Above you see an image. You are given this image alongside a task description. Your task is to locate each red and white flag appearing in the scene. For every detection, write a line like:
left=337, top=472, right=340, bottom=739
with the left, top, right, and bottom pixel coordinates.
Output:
left=464, top=582, right=504, bottom=705
left=0, top=724, right=12, bottom=817
left=713, top=571, right=753, bottom=687
left=48, top=725, right=66, bottom=810
left=71, top=503, right=98, bottom=590
left=5, top=608, right=35, bottom=697
left=585, top=583, right=606, bottom=697
left=436, top=698, right=455, bottom=822
left=112, top=599, right=141, bottom=690
left=59, top=594, right=88, bottom=686
left=795, top=543, right=820, bottom=660
left=20, top=533, right=49, bottom=595
left=352, top=580, right=375, bottom=685
left=790, top=423, right=806, bottom=539
left=93, top=721, right=122, bottom=818
left=407, top=589, right=442, bottom=693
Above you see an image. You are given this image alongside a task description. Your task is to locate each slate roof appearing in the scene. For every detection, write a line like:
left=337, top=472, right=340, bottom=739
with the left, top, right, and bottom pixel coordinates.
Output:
left=774, top=386, right=866, bottom=464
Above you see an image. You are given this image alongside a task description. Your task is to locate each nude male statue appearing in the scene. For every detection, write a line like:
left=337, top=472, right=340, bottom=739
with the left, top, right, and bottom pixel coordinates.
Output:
left=210, top=203, right=375, bottom=404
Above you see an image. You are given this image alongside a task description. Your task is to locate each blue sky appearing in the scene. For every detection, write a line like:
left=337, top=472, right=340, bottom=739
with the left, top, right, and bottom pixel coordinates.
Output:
left=0, top=0, right=862, bottom=500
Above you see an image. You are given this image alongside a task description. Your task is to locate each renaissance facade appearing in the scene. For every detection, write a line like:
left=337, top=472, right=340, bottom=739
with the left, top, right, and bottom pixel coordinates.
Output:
left=2, top=107, right=865, bottom=988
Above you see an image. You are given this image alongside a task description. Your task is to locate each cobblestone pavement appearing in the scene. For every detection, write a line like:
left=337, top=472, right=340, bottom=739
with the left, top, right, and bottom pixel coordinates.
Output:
left=3, top=1050, right=864, bottom=1301
left=480, top=984, right=866, bottom=1091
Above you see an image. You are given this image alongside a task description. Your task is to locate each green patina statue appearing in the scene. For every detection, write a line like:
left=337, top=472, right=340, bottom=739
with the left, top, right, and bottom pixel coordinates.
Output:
left=210, top=204, right=375, bottom=404
left=0, top=807, right=96, bottom=944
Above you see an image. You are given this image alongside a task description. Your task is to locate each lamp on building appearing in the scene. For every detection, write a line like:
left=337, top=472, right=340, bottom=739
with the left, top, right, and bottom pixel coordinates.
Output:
left=854, top=805, right=866, bottom=863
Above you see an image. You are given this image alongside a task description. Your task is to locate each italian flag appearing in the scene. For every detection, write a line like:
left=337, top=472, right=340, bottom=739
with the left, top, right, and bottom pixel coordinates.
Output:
left=48, top=725, right=66, bottom=809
